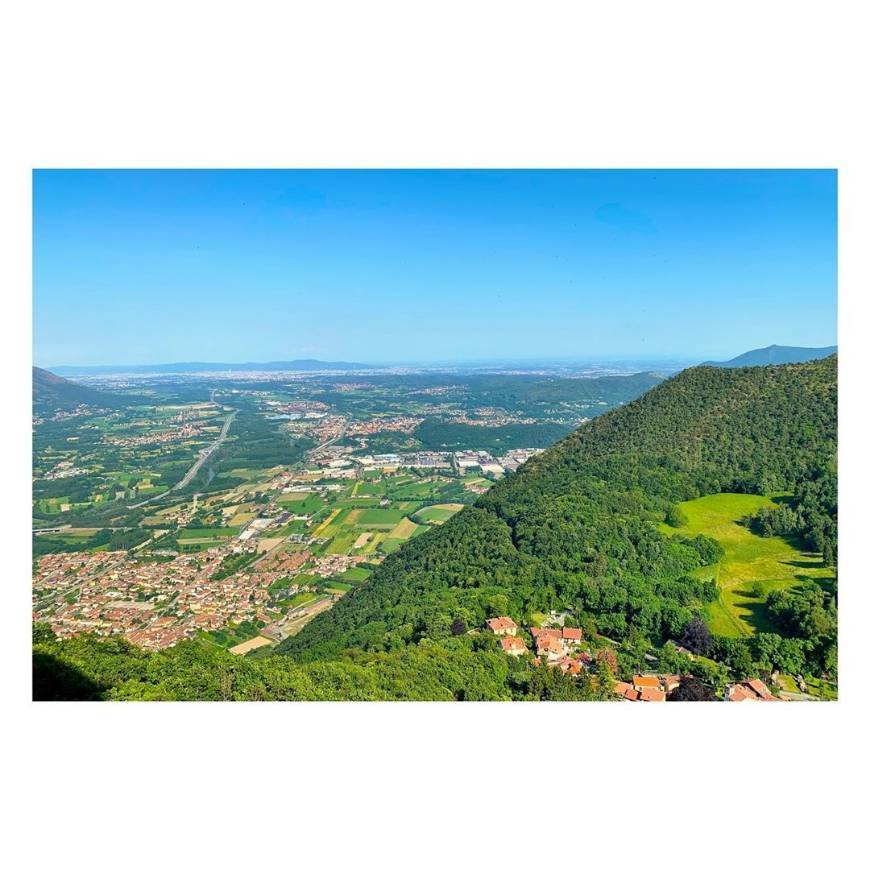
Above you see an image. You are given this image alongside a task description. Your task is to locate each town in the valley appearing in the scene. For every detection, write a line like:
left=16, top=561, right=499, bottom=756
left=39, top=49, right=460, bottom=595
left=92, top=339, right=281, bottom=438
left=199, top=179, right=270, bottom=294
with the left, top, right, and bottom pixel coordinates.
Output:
left=34, top=365, right=641, bottom=655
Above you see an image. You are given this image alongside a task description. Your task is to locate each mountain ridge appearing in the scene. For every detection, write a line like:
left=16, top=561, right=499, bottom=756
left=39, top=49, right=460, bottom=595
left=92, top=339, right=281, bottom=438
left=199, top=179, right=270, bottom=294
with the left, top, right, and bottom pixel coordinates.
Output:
left=32, top=366, right=129, bottom=411
left=700, top=344, right=836, bottom=368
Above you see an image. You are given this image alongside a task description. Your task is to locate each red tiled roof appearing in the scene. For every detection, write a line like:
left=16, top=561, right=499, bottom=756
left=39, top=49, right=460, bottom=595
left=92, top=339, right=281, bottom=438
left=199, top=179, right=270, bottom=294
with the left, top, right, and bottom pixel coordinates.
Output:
left=747, top=679, right=771, bottom=698
left=500, top=636, right=526, bottom=652
left=536, top=635, right=564, bottom=653
left=639, top=687, right=666, bottom=702
left=486, top=616, right=517, bottom=632
left=633, top=675, right=660, bottom=690
left=562, top=627, right=583, bottom=640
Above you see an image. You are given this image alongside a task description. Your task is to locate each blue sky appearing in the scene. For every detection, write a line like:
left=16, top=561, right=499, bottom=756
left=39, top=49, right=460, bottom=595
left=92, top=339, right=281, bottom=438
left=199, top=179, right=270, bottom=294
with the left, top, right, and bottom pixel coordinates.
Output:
left=33, top=169, right=837, bottom=366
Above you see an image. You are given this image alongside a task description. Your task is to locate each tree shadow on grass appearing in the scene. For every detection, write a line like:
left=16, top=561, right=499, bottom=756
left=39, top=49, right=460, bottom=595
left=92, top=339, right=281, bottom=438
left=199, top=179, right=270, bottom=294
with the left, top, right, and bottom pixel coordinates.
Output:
left=737, top=600, right=778, bottom=634
left=33, top=652, right=104, bottom=701
left=731, top=584, right=778, bottom=633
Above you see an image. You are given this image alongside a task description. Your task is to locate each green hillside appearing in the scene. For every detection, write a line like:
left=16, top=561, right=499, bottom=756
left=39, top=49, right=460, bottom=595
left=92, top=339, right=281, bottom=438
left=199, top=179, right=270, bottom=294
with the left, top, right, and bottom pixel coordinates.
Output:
left=33, top=356, right=837, bottom=700
left=277, top=356, right=837, bottom=675
left=658, top=493, right=835, bottom=637
left=32, top=366, right=129, bottom=411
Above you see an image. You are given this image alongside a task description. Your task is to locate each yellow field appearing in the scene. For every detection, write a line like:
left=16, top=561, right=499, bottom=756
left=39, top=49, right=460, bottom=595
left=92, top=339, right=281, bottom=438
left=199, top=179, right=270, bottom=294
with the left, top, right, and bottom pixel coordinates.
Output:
left=313, top=509, right=341, bottom=536
left=353, top=532, right=371, bottom=548
left=228, top=636, right=274, bottom=656
left=388, top=517, right=419, bottom=539
left=256, top=537, right=283, bottom=553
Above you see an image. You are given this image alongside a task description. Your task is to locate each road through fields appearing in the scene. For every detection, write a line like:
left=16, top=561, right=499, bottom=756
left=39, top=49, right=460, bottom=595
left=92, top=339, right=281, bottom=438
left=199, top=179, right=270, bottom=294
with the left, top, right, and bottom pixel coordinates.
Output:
left=129, top=410, right=237, bottom=509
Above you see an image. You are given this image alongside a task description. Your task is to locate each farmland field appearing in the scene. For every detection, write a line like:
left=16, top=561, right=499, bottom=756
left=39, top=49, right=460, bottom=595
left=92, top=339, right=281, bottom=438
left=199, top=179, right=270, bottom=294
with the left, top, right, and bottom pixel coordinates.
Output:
left=659, top=493, right=835, bottom=638
left=413, top=503, right=464, bottom=525
left=356, top=508, right=404, bottom=528
left=387, top=517, right=420, bottom=539
left=178, top=527, right=237, bottom=539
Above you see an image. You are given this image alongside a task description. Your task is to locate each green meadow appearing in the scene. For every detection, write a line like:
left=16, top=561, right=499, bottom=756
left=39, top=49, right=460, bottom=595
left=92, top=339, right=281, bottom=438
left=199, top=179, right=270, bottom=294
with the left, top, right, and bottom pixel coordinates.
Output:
left=356, top=508, right=404, bottom=528
left=659, top=493, right=835, bottom=638
left=413, top=503, right=464, bottom=525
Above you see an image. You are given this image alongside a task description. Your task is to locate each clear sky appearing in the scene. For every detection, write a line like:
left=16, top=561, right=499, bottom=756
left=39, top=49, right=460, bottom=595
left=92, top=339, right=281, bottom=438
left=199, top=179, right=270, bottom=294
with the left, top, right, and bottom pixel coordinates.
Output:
left=33, top=169, right=837, bottom=366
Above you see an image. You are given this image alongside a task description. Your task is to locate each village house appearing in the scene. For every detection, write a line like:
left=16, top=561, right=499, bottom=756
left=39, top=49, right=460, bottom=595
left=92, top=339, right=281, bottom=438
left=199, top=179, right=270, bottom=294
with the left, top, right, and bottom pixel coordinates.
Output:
left=535, top=634, right=566, bottom=662
left=613, top=674, right=673, bottom=702
left=726, top=679, right=783, bottom=701
left=500, top=636, right=527, bottom=656
left=562, top=627, right=583, bottom=646
left=486, top=616, right=518, bottom=636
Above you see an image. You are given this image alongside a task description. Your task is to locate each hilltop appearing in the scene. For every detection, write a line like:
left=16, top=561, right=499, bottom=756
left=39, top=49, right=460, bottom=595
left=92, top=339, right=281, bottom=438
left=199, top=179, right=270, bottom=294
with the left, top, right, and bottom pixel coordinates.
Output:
left=701, top=344, right=837, bottom=368
left=32, top=366, right=129, bottom=411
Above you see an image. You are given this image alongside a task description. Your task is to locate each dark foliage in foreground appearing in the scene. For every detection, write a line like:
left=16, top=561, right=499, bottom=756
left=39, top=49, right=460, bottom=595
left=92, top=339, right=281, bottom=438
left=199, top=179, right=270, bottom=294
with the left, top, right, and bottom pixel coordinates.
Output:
left=31, top=624, right=611, bottom=702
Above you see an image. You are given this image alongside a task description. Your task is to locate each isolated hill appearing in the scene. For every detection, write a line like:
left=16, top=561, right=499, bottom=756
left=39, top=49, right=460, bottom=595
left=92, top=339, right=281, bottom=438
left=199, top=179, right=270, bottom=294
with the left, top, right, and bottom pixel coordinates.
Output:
left=33, top=366, right=128, bottom=411
left=279, top=355, right=837, bottom=663
left=701, top=344, right=836, bottom=368
left=52, top=359, right=380, bottom=376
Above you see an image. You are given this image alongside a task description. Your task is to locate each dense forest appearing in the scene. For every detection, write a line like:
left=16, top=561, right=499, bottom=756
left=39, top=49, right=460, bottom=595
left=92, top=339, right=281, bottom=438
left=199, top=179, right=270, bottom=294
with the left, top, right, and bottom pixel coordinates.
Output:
left=277, top=357, right=837, bottom=676
left=32, top=624, right=613, bottom=701
left=33, top=357, right=837, bottom=699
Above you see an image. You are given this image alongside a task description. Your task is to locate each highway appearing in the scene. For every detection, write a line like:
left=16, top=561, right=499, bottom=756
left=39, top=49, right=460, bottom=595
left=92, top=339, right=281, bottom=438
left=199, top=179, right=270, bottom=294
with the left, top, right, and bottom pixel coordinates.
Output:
left=129, top=410, right=237, bottom=509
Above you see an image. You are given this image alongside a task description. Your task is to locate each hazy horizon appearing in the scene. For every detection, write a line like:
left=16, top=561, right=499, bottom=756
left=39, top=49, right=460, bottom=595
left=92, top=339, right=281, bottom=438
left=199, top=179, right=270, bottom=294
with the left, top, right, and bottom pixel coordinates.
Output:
left=38, top=344, right=838, bottom=373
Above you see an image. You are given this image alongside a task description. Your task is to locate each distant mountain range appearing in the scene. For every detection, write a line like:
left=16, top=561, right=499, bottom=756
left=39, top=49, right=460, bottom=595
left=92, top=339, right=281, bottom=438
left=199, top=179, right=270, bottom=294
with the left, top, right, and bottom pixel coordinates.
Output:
left=701, top=344, right=837, bottom=368
left=32, top=366, right=128, bottom=411
left=51, top=359, right=381, bottom=376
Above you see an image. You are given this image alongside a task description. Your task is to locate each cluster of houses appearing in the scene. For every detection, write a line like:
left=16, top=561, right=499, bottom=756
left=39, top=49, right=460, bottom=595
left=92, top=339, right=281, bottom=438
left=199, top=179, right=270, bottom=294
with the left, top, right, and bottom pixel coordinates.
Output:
left=487, top=615, right=786, bottom=702
left=613, top=674, right=681, bottom=702
left=486, top=616, right=590, bottom=677
left=33, top=545, right=278, bottom=650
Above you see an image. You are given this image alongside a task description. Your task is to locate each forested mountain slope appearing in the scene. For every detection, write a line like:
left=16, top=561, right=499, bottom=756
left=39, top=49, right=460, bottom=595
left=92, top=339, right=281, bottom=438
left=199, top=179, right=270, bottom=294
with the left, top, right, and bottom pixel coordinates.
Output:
left=33, top=356, right=837, bottom=700
left=278, top=356, right=837, bottom=664
left=33, top=366, right=128, bottom=411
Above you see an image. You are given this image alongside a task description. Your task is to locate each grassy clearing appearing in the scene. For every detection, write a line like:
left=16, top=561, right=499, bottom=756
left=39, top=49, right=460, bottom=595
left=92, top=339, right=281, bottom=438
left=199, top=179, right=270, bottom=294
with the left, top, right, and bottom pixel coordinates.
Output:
left=279, top=494, right=326, bottom=514
left=660, top=493, right=835, bottom=638
left=286, top=590, right=317, bottom=609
